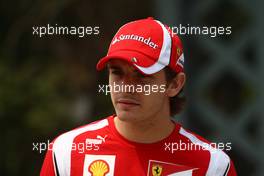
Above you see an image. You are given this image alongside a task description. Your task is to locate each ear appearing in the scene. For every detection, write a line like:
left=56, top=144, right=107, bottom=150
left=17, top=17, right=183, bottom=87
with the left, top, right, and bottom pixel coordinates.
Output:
left=166, top=72, right=186, bottom=97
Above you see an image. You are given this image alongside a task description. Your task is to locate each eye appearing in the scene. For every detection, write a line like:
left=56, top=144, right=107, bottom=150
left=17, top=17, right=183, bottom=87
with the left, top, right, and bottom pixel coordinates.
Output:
left=135, top=72, right=151, bottom=79
left=134, top=72, right=153, bottom=83
left=109, top=69, right=123, bottom=76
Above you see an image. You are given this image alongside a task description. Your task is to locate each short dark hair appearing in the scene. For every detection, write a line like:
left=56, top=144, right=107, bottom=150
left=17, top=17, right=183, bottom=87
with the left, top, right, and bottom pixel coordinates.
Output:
left=164, top=67, right=186, bottom=116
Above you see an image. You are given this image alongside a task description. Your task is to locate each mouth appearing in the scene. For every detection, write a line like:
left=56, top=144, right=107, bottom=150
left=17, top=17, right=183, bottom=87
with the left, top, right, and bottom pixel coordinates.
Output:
left=116, top=98, right=140, bottom=108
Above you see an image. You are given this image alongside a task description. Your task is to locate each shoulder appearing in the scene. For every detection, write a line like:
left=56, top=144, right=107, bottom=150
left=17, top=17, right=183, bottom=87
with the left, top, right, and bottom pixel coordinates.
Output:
left=52, top=115, right=113, bottom=148
left=177, top=125, right=236, bottom=176
left=50, top=115, right=113, bottom=175
left=53, top=117, right=109, bottom=148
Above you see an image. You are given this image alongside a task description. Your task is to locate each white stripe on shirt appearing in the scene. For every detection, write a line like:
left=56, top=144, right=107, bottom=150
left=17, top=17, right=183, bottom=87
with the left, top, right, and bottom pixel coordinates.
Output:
left=52, top=119, right=109, bottom=176
left=179, top=127, right=230, bottom=176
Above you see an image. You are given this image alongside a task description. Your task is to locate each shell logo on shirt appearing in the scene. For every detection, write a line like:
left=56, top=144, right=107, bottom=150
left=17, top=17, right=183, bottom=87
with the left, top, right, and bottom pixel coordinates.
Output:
left=88, top=160, right=109, bottom=176
left=83, top=154, right=116, bottom=176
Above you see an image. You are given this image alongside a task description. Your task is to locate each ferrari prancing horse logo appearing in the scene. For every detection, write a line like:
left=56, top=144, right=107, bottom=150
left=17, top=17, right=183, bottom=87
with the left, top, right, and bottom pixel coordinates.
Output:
left=152, top=165, right=163, bottom=176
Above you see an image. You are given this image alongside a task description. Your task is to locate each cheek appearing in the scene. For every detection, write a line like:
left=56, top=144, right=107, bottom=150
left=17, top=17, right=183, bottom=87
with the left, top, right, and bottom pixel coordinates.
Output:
left=109, top=75, right=114, bottom=85
left=141, top=91, right=166, bottom=110
left=109, top=74, right=118, bottom=83
left=109, top=79, right=116, bottom=104
left=110, top=87, right=117, bottom=104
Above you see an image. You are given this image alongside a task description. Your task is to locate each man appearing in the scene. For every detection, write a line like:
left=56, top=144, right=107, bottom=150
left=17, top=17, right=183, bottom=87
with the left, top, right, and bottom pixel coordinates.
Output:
left=40, top=17, right=237, bottom=176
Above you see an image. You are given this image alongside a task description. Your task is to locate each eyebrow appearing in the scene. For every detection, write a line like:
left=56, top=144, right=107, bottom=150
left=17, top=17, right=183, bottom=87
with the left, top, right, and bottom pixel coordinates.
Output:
left=107, top=64, right=147, bottom=75
left=107, top=64, right=121, bottom=70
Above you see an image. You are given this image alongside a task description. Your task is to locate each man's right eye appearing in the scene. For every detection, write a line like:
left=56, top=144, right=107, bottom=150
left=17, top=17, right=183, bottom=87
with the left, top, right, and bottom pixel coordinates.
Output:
left=110, top=70, right=122, bottom=75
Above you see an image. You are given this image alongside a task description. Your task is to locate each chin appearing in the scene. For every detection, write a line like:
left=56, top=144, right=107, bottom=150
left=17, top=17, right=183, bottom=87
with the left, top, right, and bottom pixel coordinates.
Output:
left=116, top=110, right=138, bottom=122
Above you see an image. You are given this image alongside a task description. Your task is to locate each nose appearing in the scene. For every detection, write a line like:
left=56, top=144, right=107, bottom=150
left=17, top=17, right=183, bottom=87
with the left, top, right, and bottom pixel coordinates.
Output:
left=120, top=75, right=138, bottom=94
left=122, top=74, right=135, bottom=85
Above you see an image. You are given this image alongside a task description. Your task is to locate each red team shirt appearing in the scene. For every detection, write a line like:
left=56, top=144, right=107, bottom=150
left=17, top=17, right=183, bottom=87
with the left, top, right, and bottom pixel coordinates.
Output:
left=40, top=115, right=237, bottom=176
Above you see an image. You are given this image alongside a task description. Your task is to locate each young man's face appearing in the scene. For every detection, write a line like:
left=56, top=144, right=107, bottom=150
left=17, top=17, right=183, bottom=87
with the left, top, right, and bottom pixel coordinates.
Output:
left=108, top=60, right=170, bottom=123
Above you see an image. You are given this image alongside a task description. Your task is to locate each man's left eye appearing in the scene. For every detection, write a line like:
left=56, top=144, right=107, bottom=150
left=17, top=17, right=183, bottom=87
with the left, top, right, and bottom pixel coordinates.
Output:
left=136, top=73, right=151, bottom=79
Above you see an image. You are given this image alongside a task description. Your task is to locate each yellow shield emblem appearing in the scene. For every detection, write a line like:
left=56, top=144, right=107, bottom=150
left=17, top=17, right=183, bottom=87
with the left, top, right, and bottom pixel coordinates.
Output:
left=152, top=165, right=162, bottom=176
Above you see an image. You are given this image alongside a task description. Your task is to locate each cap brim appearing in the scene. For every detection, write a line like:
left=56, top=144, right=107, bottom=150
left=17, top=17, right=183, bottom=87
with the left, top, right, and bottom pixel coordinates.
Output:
left=96, top=50, right=163, bottom=75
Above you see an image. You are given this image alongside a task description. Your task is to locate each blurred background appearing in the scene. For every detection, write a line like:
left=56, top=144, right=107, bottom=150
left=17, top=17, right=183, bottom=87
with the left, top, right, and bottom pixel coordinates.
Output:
left=1, top=0, right=263, bottom=175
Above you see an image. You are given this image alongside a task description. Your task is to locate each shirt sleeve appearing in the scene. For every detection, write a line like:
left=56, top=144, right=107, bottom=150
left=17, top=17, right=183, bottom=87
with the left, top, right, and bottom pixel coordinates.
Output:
left=226, top=159, right=237, bottom=176
left=40, top=143, right=57, bottom=176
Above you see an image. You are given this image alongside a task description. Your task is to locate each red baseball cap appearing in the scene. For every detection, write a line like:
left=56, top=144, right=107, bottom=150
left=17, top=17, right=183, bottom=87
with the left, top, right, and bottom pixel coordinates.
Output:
left=96, top=17, right=184, bottom=75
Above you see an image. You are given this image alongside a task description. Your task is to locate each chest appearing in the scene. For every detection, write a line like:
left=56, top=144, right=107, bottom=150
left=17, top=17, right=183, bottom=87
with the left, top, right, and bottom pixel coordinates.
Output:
left=70, top=142, right=209, bottom=176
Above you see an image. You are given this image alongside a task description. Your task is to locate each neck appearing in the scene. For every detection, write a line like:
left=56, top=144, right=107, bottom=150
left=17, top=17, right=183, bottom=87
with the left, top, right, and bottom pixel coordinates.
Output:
left=114, top=113, right=175, bottom=144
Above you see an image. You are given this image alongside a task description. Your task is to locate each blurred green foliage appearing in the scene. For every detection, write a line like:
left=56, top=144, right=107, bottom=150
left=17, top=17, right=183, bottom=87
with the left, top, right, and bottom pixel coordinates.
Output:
left=1, top=0, right=152, bottom=175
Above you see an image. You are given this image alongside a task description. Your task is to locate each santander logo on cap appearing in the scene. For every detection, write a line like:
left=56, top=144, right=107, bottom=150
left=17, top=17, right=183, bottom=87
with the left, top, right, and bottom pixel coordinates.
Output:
left=97, top=17, right=184, bottom=75
left=111, top=34, right=159, bottom=49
